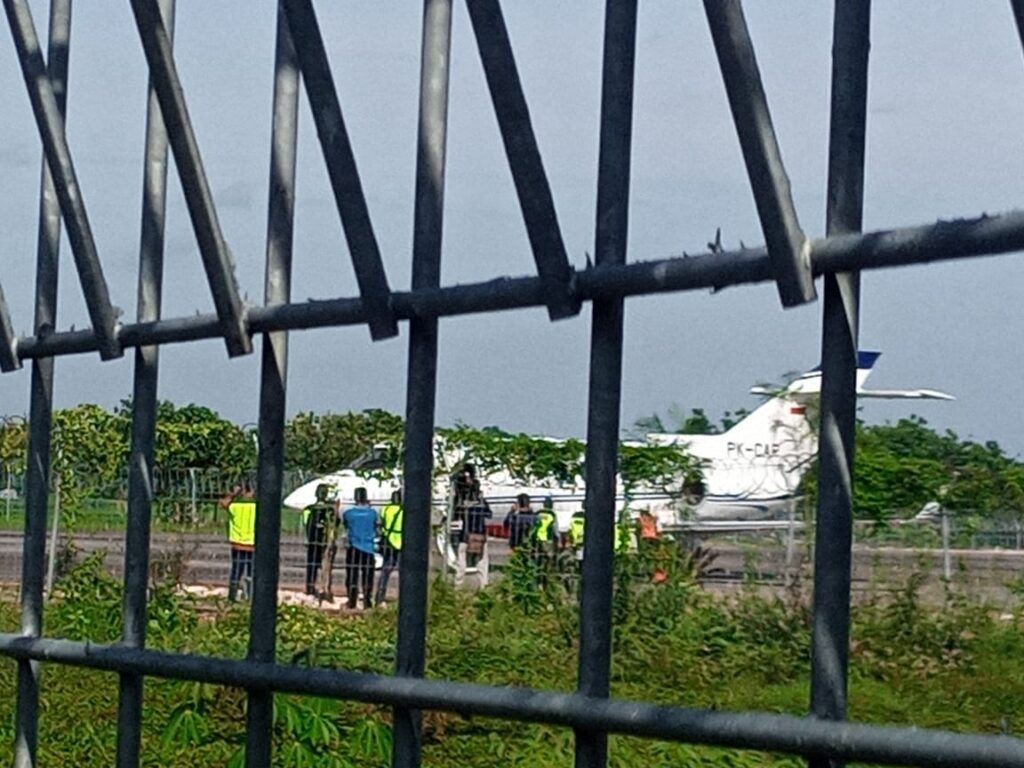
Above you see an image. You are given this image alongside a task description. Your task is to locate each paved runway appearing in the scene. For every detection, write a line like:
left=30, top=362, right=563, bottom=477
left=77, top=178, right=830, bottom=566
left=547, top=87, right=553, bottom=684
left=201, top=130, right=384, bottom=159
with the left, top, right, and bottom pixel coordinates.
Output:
left=0, top=530, right=1019, bottom=604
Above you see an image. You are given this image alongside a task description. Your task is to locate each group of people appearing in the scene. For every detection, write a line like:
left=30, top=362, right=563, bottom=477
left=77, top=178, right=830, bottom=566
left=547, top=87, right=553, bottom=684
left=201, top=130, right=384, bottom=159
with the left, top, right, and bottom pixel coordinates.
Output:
left=444, top=463, right=581, bottom=585
left=303, top=485, right=404, bottom=609
left=445, top=463, right=585, bottom=583
left=220, top=482, right=404, bottom=609
left=504, top=492, right=663, bottom=573
left=220, top=463, right=664, bottom=605
left=503, top=493, right=578, bottom=557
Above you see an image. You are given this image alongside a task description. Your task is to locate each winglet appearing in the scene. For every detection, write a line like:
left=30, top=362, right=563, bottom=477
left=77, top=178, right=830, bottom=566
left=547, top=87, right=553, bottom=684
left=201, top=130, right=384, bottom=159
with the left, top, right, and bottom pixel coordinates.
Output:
left=811, top=349, right=880, bottom=374
left=857, top=350, right=881, bottom=370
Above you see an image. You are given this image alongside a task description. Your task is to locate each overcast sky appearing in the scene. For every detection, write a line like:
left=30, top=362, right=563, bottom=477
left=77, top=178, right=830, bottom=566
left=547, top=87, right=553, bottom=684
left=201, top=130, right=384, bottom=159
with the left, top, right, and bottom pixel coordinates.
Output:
left=1, top=2, right=1023, bottom=456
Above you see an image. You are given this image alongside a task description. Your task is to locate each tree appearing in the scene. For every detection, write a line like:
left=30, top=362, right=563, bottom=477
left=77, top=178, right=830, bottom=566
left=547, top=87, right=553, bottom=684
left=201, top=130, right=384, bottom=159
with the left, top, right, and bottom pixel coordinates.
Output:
left=802, top=416, right=1024, bottom=521
left=284, top=409, right=404, bottom=474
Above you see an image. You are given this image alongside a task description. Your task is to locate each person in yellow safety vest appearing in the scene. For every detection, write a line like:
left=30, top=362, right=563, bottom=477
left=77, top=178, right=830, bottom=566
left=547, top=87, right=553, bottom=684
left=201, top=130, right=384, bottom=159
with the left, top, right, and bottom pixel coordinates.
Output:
left=568, top=509, right=586, bottom=564
left=374, top=489, right=403, bottom=606
left=219, top=481, right=256, bottom=602
left=531, top=496, right=559, bottom=553
left=530, top=496, right=559, bottom=586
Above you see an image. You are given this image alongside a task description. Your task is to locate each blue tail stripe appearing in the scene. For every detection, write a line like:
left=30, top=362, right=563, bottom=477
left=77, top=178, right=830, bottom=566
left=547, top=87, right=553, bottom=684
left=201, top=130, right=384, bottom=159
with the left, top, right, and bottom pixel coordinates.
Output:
left=811, top=350, right=880, bottom=373
left=857, top=350, right=881, bottom=369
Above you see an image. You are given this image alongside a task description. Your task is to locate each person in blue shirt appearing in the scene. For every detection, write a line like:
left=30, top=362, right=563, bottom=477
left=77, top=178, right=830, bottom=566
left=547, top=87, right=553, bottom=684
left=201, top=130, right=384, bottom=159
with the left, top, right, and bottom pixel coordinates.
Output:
left=343, top=486, right=379, bottom=609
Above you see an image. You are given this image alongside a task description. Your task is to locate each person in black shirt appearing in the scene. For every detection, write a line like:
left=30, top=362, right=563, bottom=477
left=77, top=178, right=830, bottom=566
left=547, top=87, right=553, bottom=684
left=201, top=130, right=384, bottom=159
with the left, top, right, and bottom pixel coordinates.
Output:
left=504, top=493, right=537, bottom=551
left=303, top=483, right=336, bottom=596
left=450, top=463, right=492, bottom=583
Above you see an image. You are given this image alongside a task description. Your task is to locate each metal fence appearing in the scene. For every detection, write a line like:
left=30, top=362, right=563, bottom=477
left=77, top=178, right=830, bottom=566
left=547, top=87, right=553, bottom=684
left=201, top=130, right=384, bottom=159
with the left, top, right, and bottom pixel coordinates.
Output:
left=1, top=1, right=1024, bottom=767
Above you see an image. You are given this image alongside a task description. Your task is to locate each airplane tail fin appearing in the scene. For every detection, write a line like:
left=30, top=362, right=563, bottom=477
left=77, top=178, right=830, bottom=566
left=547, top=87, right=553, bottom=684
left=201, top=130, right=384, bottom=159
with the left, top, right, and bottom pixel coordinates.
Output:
left=748, top=349, right=882, bottom=399
left=647, top=350, right=951, bottom=511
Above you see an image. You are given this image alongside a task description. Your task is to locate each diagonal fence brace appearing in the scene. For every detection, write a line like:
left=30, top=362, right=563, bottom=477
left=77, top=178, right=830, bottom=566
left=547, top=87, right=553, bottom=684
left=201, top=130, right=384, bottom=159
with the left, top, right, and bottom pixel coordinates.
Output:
left=129, top=0, right=252, bottom=357
left=703, top=0, right=816, bottom=308
left=465, top=0, right=580, bottom=320
left=0, top=284, right=20, bottom=372
left=1011, top=0, right=1024, bottom=52
left=281, top=0, right=398, bottom=341
left=3, top=0, right=122, bottom=360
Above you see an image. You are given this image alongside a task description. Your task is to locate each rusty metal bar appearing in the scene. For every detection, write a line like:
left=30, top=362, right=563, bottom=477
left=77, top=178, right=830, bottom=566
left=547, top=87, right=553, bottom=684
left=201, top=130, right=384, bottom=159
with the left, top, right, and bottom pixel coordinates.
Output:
left=245, top=6, right=299, bottom=766
left=575, top=2, right=638, bottom=766
left=702, top=0, right=815, bottom=307
left=13, top=1, right=69, bottom=763
left=465, top=0, right=579, bottom=320
left=115, top=1, right=174, bottom=765
left=0, top=285, right=20, bottom=372
left=809, top=3, right=871, bottom=767
left=10, top=206, right=1024, bottom=362
left=4, top=0, right=122, bottom=361
left=1011, top=0, right=1024, bottom=51
left=3, top=634, right=1024, bottom=768
left=280, top=0, right=398, bottom=341
left=392, top=2, right=453, bottom=765
left=128, top=0, right=251, bottom=357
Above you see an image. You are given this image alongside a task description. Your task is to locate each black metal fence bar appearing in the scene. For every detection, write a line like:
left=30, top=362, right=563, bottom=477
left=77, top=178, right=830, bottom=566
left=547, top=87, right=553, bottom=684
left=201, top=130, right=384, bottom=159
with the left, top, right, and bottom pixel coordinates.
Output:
left=3, top=0, right=122, bottom=361
left=393, top=2, right=453, bottom=765
left=1, top=635, right=1023, bottom=768
left=245, top=8, right=300, bottom=766
left=115, top=2, right=174, bottom=766
left=6, top=5, right=1024, bottom=767
left=575, top=3, right=637, bottom=766
left=0, top=283, right=20, bottom=373
left=702, top=0, right=815, bottom=308
left=280, top=0, right=398, bottom=342
left=128, top=0, right=251, bottom=358
left=809, top=3, right=871, bottom=767
left=1011, top=0, right=1024, bottom=51
left=465, top=0, right=580, bottom=321
left=13, top=1, right=68, bottom=764
left=11, top=206, right=1024, bottom=362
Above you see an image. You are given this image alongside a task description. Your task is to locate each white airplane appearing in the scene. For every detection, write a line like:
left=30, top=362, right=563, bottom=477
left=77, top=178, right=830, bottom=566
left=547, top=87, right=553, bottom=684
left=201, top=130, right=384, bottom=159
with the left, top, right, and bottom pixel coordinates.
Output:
left=647, top=351, right=953, bottom=527
left=282, top=352, right=953, bottom=535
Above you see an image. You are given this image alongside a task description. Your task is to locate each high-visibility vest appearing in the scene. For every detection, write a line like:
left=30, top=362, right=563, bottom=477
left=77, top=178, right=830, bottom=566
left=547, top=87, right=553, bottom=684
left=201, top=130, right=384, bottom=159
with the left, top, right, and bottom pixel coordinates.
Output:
left=228, top=501, right=256, bottom=547
left=381, top=503, right=403, bottom=550
left=569, top=514, right=585, bottom=547
left=533, top=510, right=556, bottom=543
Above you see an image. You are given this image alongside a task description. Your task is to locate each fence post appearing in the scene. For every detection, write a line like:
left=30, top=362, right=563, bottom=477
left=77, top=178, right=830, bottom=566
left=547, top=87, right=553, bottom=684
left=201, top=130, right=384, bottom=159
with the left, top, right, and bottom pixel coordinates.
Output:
left=189, top=467, right=197, bottom=524
left=941, top=508, right=952, bottom=581
left=784, top=502, right=797, bottom=585
left=5, top=469, right=11, bottom=521
left=45, top=474, right=61, bottom=596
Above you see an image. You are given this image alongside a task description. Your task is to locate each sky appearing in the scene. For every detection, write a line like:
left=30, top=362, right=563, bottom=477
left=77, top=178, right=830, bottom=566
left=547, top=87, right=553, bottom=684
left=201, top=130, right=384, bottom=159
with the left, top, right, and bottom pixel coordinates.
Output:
left=1, top=2, right=1023, bottom=456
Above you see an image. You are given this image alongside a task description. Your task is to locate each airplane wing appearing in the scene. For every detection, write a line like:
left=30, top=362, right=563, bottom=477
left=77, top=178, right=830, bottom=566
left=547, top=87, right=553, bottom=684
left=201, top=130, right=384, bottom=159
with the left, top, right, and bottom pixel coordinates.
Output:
left=857, top=388, right=955, bottom=400
left=750, top=385, right=955, bottom=400
left=665, top=520, right=806, bottom=534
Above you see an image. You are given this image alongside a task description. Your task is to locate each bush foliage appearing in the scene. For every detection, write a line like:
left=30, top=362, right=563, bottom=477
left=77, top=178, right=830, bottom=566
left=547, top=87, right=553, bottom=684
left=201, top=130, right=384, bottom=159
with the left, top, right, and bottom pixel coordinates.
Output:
left=0, top=551, right=1019, bottom=766
left=2, top=403, right=1023, bottom=523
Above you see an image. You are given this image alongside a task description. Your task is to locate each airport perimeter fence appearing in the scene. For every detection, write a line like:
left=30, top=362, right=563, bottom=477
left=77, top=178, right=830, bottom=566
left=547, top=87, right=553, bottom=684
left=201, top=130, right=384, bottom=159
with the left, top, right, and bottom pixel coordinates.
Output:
left=5, top=458, right=1022, bottom=554
left=4, top=1, right=1024, bottom=767
left=0, top=463, right=316, bottom=528
left=680, top=516, right=1024, bottom=605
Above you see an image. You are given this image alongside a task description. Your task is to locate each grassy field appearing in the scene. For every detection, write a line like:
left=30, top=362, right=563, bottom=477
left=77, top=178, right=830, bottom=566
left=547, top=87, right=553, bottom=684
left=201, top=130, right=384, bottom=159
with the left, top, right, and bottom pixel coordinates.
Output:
left=0, top=553, right=1019, bottom=766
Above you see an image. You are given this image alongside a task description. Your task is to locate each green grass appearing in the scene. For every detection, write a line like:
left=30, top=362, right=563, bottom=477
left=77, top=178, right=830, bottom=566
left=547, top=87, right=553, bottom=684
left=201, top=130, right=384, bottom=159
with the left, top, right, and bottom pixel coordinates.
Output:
left=0, top=553, right=1019, bottom=766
